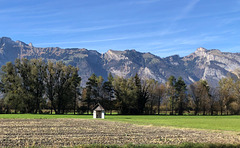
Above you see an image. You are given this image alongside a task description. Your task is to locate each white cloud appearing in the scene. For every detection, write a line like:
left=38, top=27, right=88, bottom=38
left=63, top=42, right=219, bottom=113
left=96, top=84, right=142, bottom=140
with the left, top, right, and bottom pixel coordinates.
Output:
left=174, top=35, right=221, bottom=45
left=14, top=19, right=169, bottom=35
left=34, top=37, right=128, bottom=46
left=220, top=17, right=240, bottom=25
left=34, top=28, right=186, bottom=47
left=174, top=0, right=200, bottom=21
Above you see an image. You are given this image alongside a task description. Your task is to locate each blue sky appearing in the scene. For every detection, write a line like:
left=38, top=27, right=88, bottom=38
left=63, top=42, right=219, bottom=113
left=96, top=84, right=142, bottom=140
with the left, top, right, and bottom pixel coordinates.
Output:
left=0, top=0, right=240, bottom=57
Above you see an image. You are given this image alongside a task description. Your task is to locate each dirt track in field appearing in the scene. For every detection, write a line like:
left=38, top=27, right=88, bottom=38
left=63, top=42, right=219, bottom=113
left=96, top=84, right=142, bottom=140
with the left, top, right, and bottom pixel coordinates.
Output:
left=0, top=119, right=240, bottom=147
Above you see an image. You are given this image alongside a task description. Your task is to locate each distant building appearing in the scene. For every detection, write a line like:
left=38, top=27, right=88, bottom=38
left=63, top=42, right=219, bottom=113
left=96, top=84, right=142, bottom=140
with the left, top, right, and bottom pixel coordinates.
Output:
left=93, top=103, right=105, bottom=119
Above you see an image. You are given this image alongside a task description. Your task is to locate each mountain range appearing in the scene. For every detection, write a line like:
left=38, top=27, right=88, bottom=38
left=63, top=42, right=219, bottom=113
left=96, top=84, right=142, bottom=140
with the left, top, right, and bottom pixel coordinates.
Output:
left=0, top=37, right=240, bottom=86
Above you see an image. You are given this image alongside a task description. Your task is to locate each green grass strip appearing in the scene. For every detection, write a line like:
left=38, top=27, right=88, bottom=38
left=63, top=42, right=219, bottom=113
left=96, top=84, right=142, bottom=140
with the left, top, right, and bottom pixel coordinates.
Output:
left=1, top=114, right=240, bottom=131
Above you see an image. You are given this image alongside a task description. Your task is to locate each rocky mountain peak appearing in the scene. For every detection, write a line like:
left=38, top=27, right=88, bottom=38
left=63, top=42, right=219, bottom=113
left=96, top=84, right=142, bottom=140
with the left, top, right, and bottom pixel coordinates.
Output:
left=104, top=49, right=127, bottom=61
left=194, top=47, right=208, bottom=55
left=29, top=42, right=33, bottom=47
left=0, top=37, right=15, bottom=45
left=189, top=47, right=211, bottom=59
left=196, top=47, right=207, bottom=52
left=16, top=40, right=28, bottom=47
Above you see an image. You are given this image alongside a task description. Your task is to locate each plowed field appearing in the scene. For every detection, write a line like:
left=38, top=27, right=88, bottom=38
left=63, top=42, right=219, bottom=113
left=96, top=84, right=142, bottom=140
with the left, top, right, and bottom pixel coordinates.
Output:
left=0, top=119, right=239, bottom=147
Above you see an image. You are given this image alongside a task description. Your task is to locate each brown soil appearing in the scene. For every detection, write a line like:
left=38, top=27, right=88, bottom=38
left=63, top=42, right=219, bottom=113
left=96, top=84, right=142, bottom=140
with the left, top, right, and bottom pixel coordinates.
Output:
left=0, top=119, right=239, bottom=147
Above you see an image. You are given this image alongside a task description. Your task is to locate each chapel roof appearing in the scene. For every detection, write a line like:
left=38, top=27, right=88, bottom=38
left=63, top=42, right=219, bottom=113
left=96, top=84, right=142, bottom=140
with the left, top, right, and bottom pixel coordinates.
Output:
left=93, top=103, right=105, bottom=111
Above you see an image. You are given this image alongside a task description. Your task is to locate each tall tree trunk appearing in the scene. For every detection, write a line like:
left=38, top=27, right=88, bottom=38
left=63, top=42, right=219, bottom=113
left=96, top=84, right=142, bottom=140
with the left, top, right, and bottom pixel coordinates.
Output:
left=35, top=97, right=38, bottom=114
left=6, top=106, right=9, bottom=114
left=210, top=104, right=214, bottom=115
left=165, top=103, right=168, bottom=115
left=194, top=106, right=198, bottom=115
left=87, top=103, right=89, bottom=114
left=171, top=97, right=174, bottom=115
left=109, top=93, right=112, bottom=115
left=150, top=100, right=153, bottom=115
left=157, top=96, right=161, bottom=115
left=73, top=103, right=76, bottom=115
left=74, top=91, right=76, bottom=115
left=203, top=106, right=206, bottom=115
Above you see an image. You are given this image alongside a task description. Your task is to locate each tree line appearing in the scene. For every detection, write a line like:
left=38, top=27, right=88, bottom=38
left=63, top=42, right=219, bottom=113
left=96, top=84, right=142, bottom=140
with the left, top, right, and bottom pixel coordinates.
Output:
left=0, top=58, right=239, bottom=115
left=0, top=59, right=81, bottom=114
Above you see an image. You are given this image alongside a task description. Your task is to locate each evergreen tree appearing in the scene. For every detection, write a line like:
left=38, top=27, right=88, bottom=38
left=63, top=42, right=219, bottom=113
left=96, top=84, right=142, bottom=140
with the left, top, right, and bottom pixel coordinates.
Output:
left=71, top=67, right=81, bottom=115
left=175, top=77, right=187, bottom=115
left=103, top=73, right=114, bottom=114
left=134, top=74, right=149, bottom=114
left=113, top=76, right=136, bottom=114
left=85, top=73, right=98, bottom=114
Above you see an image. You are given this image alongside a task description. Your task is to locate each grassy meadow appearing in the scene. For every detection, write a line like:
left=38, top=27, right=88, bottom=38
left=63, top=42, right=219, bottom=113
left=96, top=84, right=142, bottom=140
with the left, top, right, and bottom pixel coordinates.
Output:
left=0, top=114, right=240, bottom=131
left=106, top=115, right=240, bottom=131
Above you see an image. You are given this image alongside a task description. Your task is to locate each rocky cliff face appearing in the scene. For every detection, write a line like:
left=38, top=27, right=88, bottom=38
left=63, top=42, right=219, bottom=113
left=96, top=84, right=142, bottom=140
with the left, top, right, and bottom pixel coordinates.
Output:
left=0, top=37, right=239, bottom=86
left=182, top=47, right=240, bottom=86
